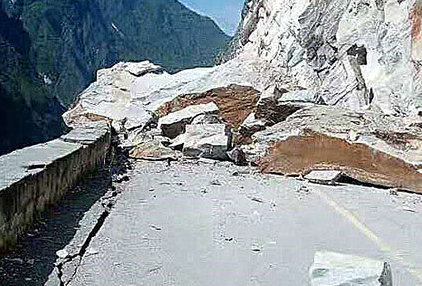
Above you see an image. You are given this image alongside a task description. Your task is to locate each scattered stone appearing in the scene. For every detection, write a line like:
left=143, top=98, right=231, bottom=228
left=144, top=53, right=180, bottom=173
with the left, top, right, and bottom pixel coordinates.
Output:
left=296, top=185, right=310, bottom=194
left=56, top=249, right=69, bottom=259
left=124, top=61, right=162, bottom=77
left=402, top=206, right=417, bottom=213
left=210, top=179, right=222, bottom=186
left=227, top=148, right=247, bottom=165
left=6, top=258, right=23, bottom=264
left=278, top=89, right=321, bottom=104
left=348, top=130, right=360, bottom=142
left=150, top=225, right=162, bottom=231
left=389, top=188, right=399, bottom=196
left=248, top=196, right=265, bottom=203
left=158, top=102, right=219, bottom=138
left=26, top=259, right=35, bottom=265
left=183, top=124, right=231, bottom=160
left=198, top=158, right=217, bottom=165
left=304, top=170, right=343, bottom=185
left=191, top=114, right=224, bottom=125
left=309, top=251, right=392, bottom=286
left=86, top=247, right=99, bottom=256
left=251, top=242, right=263, bottom=252
left=129, top=140, right=179, bottom=161
left=113, top=174, right=130, bottom=183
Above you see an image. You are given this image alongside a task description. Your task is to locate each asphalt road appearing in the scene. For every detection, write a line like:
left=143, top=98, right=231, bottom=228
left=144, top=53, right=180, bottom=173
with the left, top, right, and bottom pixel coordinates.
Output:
left=60, top=160, right=422, bottom=285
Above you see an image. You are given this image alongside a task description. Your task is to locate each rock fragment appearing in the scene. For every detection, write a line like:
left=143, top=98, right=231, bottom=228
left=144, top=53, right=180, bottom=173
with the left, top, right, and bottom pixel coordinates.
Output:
left=227, top=147, right=247, bottom=165
left=239, top=113, right=267, bottom=136
left=56, top=249, right=69, bottom=259
left=158, top=102, right=219, bottom=138
left=129, top=141, right=179, bottom=161
left=309, top=251, right=392, bottom=286
left=124, top=61, right=162, bottom=77
left=304, top=170, right=343, bottom=185
left=191, top=114, right=224, bottom=125
left=183, top=124, right=231, bottom=160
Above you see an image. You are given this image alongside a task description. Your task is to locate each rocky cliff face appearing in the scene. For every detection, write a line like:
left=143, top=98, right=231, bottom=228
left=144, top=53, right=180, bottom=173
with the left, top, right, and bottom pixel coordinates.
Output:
left=229, top=0, right=422, bottom=115
left=0, top=0, right=229, bottom=155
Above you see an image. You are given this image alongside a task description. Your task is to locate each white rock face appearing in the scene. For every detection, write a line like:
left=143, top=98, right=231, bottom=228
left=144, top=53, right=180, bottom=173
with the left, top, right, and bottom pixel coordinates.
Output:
left=232, top=0, right=422, bottom=115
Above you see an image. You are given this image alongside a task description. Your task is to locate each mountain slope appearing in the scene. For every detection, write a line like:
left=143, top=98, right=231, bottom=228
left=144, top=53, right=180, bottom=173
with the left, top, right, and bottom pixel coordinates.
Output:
left=0, top=8, right=63, bottom=155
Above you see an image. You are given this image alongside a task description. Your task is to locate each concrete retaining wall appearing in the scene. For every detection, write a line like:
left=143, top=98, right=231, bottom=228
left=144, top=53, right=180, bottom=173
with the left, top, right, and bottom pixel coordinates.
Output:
left=0, top=122, right=111, bottom=252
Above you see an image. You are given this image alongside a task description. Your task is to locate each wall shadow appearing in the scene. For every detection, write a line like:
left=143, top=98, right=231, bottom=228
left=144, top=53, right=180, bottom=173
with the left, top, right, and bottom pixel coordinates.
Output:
left=0, top=151, right=130, bottom=285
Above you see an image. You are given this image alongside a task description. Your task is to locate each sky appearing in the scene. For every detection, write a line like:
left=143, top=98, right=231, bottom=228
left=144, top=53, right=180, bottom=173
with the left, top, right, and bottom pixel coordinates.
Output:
left=179, top=0, right=244, bottom=36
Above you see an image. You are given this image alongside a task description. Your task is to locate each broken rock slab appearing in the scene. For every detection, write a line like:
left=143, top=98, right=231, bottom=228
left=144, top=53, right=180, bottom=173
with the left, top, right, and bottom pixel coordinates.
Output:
left=158, top=102, right=219, bottom=138
left=304, top=170, right=343, bottom=185
left=183, top=124, right=231, bottom=160
left=251, top=105, right=422, bottom=193
left=309, top=251, right=392, bottom=286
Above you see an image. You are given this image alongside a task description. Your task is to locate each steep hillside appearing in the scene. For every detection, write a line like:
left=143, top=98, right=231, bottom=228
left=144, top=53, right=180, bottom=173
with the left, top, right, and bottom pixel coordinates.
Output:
left=0, top=9, right=63, bottom=155
left=0, top=0, right=229, bottom=154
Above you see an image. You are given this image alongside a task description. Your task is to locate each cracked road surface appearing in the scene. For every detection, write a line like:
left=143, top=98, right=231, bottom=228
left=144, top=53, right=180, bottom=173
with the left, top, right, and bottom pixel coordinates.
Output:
left=54, top=161, right=422, bottom=285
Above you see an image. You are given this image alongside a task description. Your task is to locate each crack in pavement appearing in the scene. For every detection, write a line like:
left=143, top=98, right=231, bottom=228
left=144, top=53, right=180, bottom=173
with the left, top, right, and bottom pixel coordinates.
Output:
left=56, top=205, right=111, bottom=285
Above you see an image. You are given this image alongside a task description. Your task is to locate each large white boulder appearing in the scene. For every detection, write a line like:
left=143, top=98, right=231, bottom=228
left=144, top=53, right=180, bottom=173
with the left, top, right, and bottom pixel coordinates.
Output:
left=309, top=251, right=392, bottom=286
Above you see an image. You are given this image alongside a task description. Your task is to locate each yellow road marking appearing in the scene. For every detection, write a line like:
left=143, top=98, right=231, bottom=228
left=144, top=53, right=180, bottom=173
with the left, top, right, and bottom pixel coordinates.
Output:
left=315, top=188, right=422, bottom=282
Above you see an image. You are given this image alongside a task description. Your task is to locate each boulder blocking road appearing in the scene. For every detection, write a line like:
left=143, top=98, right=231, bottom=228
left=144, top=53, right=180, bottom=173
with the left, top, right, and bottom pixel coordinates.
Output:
left=49, top=160, right=422, bottom=285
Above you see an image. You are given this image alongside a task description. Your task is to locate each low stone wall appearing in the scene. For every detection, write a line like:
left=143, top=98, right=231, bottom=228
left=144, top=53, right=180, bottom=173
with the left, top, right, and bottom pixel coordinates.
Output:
left=0, top=122, right=111, bottom=252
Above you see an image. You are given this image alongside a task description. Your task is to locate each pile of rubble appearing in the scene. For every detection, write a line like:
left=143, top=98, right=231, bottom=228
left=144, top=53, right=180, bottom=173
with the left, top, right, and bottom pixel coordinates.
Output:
left=121, top=82, right=422, bottom=194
